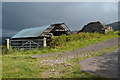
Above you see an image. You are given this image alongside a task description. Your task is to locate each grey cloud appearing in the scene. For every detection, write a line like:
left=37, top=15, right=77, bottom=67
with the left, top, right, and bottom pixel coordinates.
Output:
left=2, top=2, right=118, bottom=37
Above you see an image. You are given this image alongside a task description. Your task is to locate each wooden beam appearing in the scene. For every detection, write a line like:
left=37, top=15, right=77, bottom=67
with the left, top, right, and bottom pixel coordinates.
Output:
left=43, top=37, right=47, bottom=47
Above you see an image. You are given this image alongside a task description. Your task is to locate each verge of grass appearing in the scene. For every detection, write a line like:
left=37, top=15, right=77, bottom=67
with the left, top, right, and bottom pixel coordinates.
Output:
left=0, top=50, right=2, bottom=79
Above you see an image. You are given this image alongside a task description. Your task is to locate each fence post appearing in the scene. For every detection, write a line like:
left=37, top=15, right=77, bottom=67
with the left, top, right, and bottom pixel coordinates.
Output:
left=6, top=38, right=10, bottom=49
left=43, top=37, right=47, bottom=47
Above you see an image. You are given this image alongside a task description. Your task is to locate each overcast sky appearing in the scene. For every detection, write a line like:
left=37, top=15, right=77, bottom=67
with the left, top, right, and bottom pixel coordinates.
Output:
left=2, top=2, right=118, bottom=37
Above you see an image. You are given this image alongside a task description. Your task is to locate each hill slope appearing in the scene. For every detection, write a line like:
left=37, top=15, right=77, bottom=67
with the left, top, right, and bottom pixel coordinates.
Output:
left=106, top=21, right=120, bottom=31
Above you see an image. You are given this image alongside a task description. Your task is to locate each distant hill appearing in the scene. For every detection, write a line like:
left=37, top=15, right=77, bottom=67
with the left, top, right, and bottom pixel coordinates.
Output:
left=106, top=21, right=120, bottom=31
left=71, top=30, right=79, bottom=33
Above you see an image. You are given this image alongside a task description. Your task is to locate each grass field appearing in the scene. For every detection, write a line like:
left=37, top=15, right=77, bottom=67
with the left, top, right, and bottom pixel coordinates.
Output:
left=2, top=31, right=119, bottom=78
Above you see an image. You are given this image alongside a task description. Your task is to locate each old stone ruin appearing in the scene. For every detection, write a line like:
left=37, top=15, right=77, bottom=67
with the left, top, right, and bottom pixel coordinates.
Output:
left=78, top=21, right=113, bottom=33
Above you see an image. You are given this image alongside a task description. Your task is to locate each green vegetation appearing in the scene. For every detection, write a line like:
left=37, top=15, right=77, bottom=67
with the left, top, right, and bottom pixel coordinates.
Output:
left=2, top=46, right=117, bottom=78
left=2, top=31, right=119, bottom=78
left=50, top=31, right=118, bottom=48
left=0, top=51, right=1, bottom=79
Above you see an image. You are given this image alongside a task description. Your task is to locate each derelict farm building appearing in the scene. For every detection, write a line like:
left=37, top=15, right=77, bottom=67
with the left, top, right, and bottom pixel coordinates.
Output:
left=78, top=21, right=113, bottom=33
left=10, top=23, right=71, bottom=49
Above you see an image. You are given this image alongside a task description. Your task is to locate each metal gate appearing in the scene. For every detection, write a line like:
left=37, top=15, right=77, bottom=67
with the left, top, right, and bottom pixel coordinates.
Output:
left=10, top=39, right=43, bottom=50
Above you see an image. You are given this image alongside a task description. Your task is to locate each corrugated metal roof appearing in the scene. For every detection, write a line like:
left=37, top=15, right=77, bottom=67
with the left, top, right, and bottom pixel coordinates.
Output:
left=12, top=25, right=50, bottom=38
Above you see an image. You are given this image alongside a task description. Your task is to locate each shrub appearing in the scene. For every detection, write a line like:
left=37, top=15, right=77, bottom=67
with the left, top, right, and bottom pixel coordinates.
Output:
left=106, top=31, right=115, bottom=35
left=50, top=32, right=103, bottom=48
left=2, top=46, right=14, bottom=54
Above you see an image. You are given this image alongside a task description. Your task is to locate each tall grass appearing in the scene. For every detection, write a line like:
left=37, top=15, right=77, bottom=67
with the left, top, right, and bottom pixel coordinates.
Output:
left=50, top=32, right=117, bottom=48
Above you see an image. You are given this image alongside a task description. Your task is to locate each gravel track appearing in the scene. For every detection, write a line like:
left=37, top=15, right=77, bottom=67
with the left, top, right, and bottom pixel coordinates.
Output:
left=59, top=38, right=119, bottom=57
left=79, top=48, right=119, bottom=78
left=31, top=38, right=119, bottom=58
left=31, top=37, right=119, bottom=78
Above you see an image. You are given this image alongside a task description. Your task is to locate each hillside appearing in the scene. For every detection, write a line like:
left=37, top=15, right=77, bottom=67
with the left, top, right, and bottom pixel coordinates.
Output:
left=106, top=21, right=120, bottom=31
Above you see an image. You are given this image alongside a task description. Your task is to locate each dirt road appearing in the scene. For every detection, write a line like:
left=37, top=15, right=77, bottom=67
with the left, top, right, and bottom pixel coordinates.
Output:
left=31, top=37, right=119, bottom=78
left=79, top=48, right=119, bottom=78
